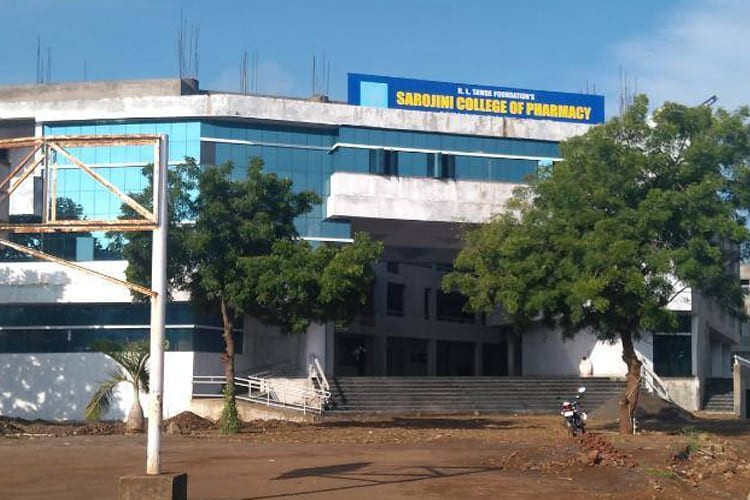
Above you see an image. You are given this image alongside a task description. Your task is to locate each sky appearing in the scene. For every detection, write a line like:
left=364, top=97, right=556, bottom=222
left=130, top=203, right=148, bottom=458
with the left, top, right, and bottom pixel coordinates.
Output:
left=0, top=0, right=748, bottom=118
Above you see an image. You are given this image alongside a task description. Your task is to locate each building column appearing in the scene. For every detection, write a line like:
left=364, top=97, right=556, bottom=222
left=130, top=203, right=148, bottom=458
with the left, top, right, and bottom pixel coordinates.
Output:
left=723, top=343, right=733, bottom=378
left=325, top=322, right=335, bottom=375
left=374, top=334, right=387, bottom=376
left=507, top=338, right=516, bottom=376
left=427, top=339, right=437, bottom=376
left=474, top=342, right=483, bottom=376
left=734, top=360, right=742, bottom=417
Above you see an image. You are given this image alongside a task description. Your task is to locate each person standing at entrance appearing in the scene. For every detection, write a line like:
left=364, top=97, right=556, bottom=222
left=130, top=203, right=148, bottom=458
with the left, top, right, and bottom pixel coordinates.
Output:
left=353, top=345, right=367, bottom=376
left=579, top=356, right=593, bottom=377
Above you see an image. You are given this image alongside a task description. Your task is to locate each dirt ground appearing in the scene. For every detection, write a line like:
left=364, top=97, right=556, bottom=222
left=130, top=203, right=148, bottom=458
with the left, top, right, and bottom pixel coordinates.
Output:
left=1, top=409, right=749, bottom=500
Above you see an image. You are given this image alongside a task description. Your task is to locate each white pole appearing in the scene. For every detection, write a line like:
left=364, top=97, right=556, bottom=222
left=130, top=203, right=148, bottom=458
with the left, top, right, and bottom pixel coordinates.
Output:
left=147, top=135, right=169, bottom=475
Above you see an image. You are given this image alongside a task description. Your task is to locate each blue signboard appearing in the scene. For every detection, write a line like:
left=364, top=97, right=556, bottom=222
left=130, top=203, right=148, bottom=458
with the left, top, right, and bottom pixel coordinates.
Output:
left=348, top=73, right=604, bottom=124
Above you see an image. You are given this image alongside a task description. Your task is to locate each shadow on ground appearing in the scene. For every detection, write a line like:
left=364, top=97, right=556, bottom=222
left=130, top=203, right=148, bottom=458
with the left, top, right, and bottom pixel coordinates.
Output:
left=249, top=462, right=501, bottom=499
left=317, top=416, right=524, bottom=430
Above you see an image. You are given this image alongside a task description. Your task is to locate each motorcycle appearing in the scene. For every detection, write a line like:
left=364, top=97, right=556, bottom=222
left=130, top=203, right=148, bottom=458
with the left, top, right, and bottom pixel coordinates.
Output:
left=560, top=386, right=588, bottom=436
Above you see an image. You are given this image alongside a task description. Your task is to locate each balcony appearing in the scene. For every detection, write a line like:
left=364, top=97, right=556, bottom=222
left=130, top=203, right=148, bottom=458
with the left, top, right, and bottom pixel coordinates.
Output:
left=326, top=172, right=520, bottom=224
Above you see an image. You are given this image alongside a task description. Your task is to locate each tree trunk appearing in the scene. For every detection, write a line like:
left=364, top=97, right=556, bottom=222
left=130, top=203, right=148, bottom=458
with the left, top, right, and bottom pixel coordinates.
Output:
left=126, top=385, right=145, bottom=433
left=221, top=299, right=236, bottom=384
left=219, top=298, right=240, bottom=433
left=619, top=330, right=642, bottom=435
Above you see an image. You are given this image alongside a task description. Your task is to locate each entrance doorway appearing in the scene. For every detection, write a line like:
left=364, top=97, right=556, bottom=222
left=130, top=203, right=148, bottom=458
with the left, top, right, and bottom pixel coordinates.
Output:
left=436, top=340, right=474, bottom=376
left=386, top=337, right=428, bottom=376
left=335, top=334, right=372, bottom=376
left=482, top=342, right=508, bottom=376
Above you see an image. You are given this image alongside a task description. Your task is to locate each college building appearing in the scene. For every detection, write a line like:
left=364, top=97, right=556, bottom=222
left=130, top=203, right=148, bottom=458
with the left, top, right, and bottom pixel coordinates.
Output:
left=0, top=74, right=743, bottom=420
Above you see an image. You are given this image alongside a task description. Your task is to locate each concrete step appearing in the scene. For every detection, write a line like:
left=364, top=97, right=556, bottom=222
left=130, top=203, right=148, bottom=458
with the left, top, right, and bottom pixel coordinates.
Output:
left=328, top=376, right=624, bottom=414
left=702, top=377, right=734, bottom=412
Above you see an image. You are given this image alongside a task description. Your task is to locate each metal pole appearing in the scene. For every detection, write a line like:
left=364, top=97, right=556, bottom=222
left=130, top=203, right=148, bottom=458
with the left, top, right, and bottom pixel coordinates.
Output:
left=147, top=135, right=169, bottom=475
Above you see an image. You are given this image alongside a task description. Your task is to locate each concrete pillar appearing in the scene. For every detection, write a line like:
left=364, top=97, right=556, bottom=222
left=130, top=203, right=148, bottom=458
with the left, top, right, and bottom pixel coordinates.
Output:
left=325, top=322, right=335, bottom=375
left=303, top=323, right=327, bottom=373
left=507, top=337, right=516, bottom=376
left=374, top=334, right=387, bottom=376
left=734, top=360, right=742, bottom=417
left=723, top=344, right=732, bottom=378
left=474, top=342, right=482, bottom=376
left=427, top=339, right=437, bottom=376
left=691, top=316, right=701, bottom=378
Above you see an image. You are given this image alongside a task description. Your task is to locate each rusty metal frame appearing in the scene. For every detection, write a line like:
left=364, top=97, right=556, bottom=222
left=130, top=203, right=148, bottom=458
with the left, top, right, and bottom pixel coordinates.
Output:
left=0, top=134, right=161, bottom=295
left=0, top=238, right=154, bottom=297
left=0, top=134, right=171, bottom=475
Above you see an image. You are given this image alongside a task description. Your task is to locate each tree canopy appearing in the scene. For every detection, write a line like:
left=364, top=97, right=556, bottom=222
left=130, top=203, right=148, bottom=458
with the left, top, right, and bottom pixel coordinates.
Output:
left=231, top=234, right=382, bottom=336
left=117, top=157, right=381, bottom=432
left=443, top=96, right=750, bottom=433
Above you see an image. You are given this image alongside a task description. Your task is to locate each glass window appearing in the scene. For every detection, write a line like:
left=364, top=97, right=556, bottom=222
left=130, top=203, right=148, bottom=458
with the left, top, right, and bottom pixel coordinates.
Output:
left=0, top=302, right=241, bottom=353
left=439, top=154, right=455, bottom=178
left=387, top=282, right=405, bottom=317
left=369, top=149, right=398, bottom=175
left=436, top=291, right=474, bottom=323
left=653, top=334, right=692, bottom=377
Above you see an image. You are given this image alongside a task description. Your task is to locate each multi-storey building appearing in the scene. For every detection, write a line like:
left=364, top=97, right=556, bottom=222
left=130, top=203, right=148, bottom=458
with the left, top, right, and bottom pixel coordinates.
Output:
left=0, top=75, right=738, bottom=419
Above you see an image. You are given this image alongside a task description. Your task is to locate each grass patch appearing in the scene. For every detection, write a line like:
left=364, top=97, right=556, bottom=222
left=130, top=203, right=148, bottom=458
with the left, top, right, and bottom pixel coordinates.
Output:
left=669, top=425, right=703, bottom=461
left=644, top=468, right=679, bottom=480
left=679, top=425, right=701, bottom=454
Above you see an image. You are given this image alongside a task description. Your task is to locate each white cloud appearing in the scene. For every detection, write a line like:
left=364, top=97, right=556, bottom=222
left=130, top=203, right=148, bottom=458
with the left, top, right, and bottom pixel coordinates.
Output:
left=614, top=0, right=750, bottom=111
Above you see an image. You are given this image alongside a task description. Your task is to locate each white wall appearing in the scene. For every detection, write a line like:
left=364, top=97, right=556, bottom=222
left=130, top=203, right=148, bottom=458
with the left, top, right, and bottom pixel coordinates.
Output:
left=522, top=325, right=652, bottom=377
left=662, top=378, right=701, bottom=411
left=302, top=322, right=328, bottom=374
left=239, top=318, right=304, bottom=375
left=0, top=351, right=195, bottom=421
left=160, top=352, right=196, bottom=418
left=0, top=91, right=590, bottom=144
left=0, top=261, right=131, bottom=303
left=328, top=173, right=520, bottom=224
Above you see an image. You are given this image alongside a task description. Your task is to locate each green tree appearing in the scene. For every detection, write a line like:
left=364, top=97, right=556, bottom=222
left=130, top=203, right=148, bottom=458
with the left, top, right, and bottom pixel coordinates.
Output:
left=231, top=234, right=382, bottom=336
left=443, top=96, right=750, bottom=434
left=108, top=161, right=200, bottom=296
left=189, top=159, right=320, bottom=432
left=116, top=157, right=381, bottom=433
left=85, top=340, right=150, bottom=433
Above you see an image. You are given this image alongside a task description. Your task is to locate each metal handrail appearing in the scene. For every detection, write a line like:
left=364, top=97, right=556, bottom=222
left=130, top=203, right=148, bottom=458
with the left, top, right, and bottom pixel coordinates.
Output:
left=193, top=374, right=331, bottom=415
left=309, top=355, right=330, bottom=392
left=637, top=353, right=672, bottom=402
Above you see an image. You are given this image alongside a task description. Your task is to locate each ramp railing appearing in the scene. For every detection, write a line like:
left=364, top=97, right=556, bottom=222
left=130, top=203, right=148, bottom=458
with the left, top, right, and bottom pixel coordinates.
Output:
left=637, top=353, right=672, bottom=402
left=193, top=374, right=331, bottom=415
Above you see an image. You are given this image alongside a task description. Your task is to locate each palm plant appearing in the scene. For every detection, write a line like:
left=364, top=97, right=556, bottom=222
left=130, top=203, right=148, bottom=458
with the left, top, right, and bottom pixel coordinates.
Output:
left=85, top=340, right=150, bottom=432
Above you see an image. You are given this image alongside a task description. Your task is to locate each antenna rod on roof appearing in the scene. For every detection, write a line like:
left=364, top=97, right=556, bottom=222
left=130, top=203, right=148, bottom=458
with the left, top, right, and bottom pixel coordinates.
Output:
left=312, top=55, right=316, bottom=95
left=700, top=95, right=718, bottom=107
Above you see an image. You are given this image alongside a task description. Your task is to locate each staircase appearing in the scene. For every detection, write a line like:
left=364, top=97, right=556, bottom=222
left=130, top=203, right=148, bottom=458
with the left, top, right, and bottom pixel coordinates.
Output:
left=702, top=378, right=734, bottom=413
left=327, top=376, right=625, bottom=414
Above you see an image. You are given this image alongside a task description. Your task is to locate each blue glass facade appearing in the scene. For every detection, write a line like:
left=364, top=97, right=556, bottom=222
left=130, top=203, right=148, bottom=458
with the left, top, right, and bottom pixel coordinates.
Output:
left=44, top=121, right=201, bottom=222
left=0, top=302, right=241, bottom=353
left=35, top=118, right=560, bottom=259
left=334, top=126, right=559, bottom=182
left=200, top=120, right=349, bottom=240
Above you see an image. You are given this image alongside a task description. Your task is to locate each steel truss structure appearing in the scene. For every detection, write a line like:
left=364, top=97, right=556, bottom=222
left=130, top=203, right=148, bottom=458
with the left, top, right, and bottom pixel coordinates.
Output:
left=0, top=134, right=169, bottom=475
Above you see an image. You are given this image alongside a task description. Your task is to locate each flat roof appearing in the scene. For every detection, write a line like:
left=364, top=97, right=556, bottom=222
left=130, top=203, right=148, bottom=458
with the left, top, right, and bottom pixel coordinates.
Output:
left=0, top=78, right=593, bottom=142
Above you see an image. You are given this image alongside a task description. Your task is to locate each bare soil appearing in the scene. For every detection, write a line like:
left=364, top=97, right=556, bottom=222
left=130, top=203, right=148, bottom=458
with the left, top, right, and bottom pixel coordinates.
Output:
left=1, top=409, right=749, bottom=499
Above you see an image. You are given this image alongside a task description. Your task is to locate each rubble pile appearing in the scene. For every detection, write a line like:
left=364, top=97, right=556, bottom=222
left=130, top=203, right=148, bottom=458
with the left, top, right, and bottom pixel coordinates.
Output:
left=575, top=433, right=636, bottom=467
left=670, top=439, right=750, bottom=486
